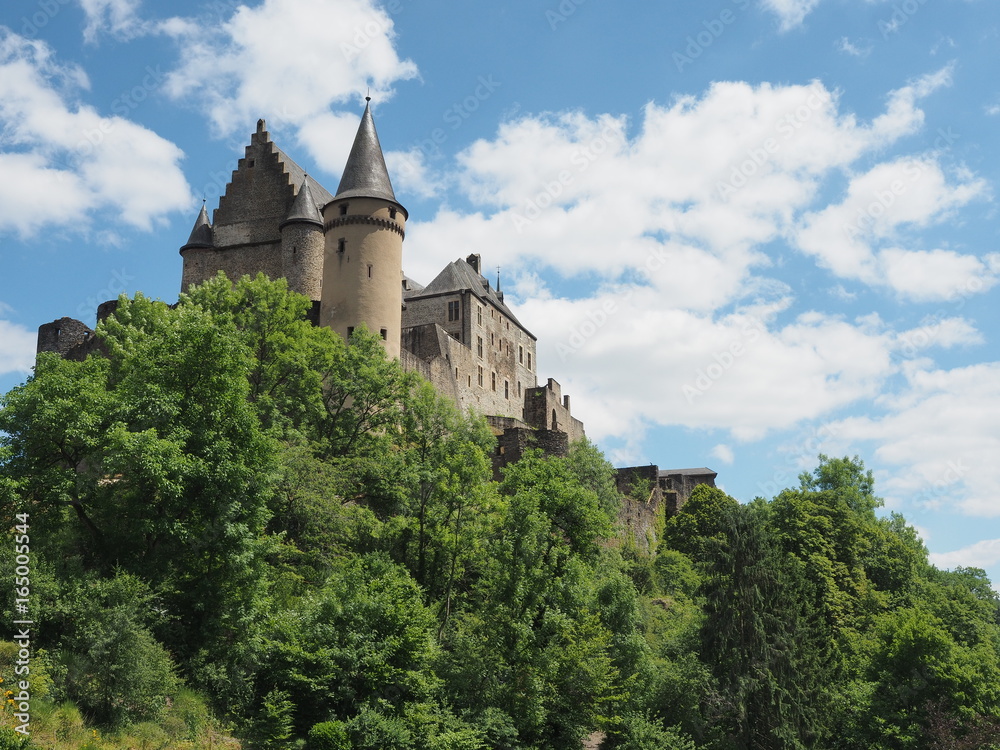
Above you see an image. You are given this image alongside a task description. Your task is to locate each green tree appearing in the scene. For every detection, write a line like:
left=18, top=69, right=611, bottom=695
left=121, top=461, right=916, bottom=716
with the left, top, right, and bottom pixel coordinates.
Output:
left=699, top=503, right=832, bottom=749
left=259, top=555, right=437, bottom=734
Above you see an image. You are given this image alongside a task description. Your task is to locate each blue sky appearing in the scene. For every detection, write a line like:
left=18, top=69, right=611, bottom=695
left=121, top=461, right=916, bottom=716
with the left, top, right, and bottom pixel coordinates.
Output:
left=1, top=0, right=998, bottom=583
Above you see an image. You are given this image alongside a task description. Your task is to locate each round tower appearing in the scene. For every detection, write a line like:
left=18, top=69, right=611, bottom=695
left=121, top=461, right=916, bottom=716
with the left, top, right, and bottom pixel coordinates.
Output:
left=280, top=175, right=325, bottom=301
left=178, top=202, right=214, bottom=292
left=320, top=99, right=407, bottom=357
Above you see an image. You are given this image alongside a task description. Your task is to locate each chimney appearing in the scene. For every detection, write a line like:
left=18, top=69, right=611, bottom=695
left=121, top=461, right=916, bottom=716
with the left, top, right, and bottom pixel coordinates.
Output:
left=466, top=253, right=481, bottom=274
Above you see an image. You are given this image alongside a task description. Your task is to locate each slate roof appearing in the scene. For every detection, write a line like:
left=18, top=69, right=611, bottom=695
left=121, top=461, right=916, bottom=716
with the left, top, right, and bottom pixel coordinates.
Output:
left=412, top=257, right=534, bottom=338
left=181, top=203, right=213, bottom=249
left=273, top=146, right=335, bottom=207
left=334, top=100, right=405, bottom=214
left=281, top=175, right=323, bottom=227
left=659, top=468, right=718, bottom=477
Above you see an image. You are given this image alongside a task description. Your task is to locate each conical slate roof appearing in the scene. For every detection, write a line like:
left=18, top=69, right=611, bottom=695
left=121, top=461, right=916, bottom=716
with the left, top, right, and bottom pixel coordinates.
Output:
left=335, top=100, right=402, bottom=210
left=281, top=175, right=323, bottom=228
left=181, top=203, right=213, bottom=249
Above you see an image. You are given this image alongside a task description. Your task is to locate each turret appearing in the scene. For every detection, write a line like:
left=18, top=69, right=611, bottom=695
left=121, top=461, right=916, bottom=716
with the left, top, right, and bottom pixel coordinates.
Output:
left=179, top=202, right=214, bottom=292
left=280, top=175, right=325, bottom=301
left=320, top=98, right=407, bottom=357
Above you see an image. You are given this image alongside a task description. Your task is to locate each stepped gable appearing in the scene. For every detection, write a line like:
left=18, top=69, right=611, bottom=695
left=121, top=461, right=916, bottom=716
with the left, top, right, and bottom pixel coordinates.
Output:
left=412, top=256, right=533, bottom=337
left=212, top=119, right=334, bottom=245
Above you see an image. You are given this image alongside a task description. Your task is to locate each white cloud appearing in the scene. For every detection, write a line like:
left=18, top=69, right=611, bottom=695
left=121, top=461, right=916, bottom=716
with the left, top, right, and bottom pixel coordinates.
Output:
left=836, top=36, right=871, bottom=57
left=712, top=444, right=736, bottom=465
left=385, top=148, right=445, bottom=200
left=930, top=539, right=1000, bottom=571
left=161, top=0, right=418, bottom=175
left=401, top=72, right=986, bottom=445
left=793, top=155, right=989, bottom=300
left=830, top=363, right=1000, bottom=517
left=0, top=28, right=191, bottom=236
left=761, top=0, right=822, bottom=31
left=0, top=319, right=37, bottom=376
left=79, top=0, right=147, bottom=43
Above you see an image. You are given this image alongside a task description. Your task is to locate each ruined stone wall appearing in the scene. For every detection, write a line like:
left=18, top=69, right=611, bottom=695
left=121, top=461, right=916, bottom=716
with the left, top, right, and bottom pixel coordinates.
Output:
left=493, top=427, right=569, bottom=478
left=523, top=378, right=585, bottom=443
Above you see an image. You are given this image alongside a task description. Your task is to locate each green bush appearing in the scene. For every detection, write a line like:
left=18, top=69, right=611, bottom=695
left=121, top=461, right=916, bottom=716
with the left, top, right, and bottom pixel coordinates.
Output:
left=307, top=720, right=350, bottom=750
left=0, top=727, right=29, bottom=750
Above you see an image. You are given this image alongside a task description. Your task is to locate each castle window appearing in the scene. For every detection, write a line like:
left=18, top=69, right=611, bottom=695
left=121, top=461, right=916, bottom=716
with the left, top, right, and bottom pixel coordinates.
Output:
left=519, top=345, right=523, bottom=364
left=477, top=306, right=482, bottom=325
left=389, top=208, right=397, bottom=220
left=340, top=203, right=349, bottom=216
left=477, top=336, right=483, bottom=358
left=527, top=352, right=531, bottom=370
left=478, top=366, right=483, bottom=387
left=504, top=380, right=509, bottom=399
left=248, top=159, right=255, bottom=167
left=490, top=332, right=495, bottom=347
left=491, top=372, right=496, bottom=391
left=448, top=300, right=460, bottom=321
left=337, top=238, right=346, bottom=253
left=455, top=367, right=459, bottom=380
left=552, top=409, right=558, bottom=430
left=368, top=264, right=373, bottom=278
left=468, top=375, right=472, bottom=387
left=517, top=381, right=521, bottom=397
left=347, top=326, right=355, bottom=338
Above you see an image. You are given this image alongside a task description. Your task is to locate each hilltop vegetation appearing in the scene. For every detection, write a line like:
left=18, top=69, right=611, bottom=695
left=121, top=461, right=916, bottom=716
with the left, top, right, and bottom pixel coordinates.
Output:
left=1, top=274, right=998, bottom=749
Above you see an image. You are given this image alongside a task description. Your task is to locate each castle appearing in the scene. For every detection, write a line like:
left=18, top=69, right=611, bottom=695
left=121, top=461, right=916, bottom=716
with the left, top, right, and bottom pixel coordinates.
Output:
left=37, top=101, right=715, bottom=518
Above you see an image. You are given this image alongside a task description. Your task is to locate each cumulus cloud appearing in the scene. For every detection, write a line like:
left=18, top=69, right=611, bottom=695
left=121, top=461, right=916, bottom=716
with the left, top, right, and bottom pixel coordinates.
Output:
left=0, top=29, right=191, bottom=236
left=760, top=0, right=823, bottom=31
left=160, top=0, right=418, bottom=171
left=930, top=539, right=1000, bottom=571
left=830, top=363, right=1000, bottom=517
left=794, top=156, right=990, bottom=299
left=401, top=70, right=994, bottom=447
left=0, top=318, right=37, bottom=376
left=79, top=0, right=148, bottom=43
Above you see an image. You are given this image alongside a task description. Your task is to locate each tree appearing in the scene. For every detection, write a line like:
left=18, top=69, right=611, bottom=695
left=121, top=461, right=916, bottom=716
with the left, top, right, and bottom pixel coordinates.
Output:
left=699, top=503, right=832, bottom=749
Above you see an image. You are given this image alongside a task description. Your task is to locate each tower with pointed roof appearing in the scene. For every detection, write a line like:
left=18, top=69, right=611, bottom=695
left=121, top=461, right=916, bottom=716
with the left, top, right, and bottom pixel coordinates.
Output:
left=320, top=98, right=408, bottom=357
left=280, top=175, right=325, bottom=301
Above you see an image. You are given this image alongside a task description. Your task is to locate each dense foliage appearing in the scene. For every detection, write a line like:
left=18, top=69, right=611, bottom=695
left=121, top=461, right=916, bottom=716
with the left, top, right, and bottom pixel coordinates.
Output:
left=1, top=274, right=998, bottom=749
